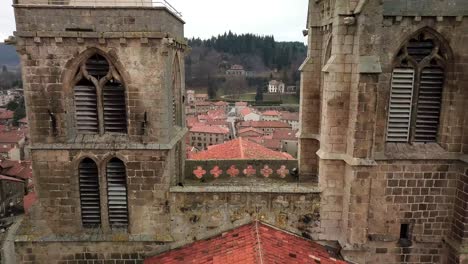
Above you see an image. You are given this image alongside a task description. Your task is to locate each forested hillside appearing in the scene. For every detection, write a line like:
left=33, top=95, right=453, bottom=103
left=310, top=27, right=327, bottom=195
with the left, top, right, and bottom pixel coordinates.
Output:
left=0, top=43, right=20, bottom=68
left=186, top=32, right=306, bottom=98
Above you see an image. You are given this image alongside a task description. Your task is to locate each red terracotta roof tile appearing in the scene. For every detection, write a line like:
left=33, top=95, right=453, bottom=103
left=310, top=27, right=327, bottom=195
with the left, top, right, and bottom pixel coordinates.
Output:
left=0, top=160, right=32, bottom=180
left=239, top=121, right=291, bottom=129
left=240, top=107, right=253, bottom=117
left=262, top=110, right=281, bottom=116
left=0, top=129, right=26, bottom=143
left=235, top=102, right=248, bottom=107
left=0, top=109, right=14, bottom=120
left=281, top=112, right=299, bottom=121
left=263, top=138, right=281, bottom=150
left=189, top=138, right=294, bottom=160
left=0, top=175, right=24, bottom=183
left=24, top=192, right=37, bottom=213
left=238, top=127, right=263, bottom=135
left=190, top=125, right=229, bottom=135
left=145, top=222, right=348, bottom=264
left=272, top=129, right=298, bottom=140
left=214, top=101, right=229, bottom=106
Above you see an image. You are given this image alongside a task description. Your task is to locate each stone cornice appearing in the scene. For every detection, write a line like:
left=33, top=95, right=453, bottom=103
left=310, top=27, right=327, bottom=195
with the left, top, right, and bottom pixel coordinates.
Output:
left=29, top=128, right=188, bottom=151
left=316, top=149, right=378, bottom=166
left=170, top=184, right=320, bottom=194
left=13, top=31, right=188, bottom=48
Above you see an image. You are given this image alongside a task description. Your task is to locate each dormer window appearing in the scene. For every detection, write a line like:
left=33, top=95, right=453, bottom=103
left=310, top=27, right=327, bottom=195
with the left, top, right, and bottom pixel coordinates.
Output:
left=386, top=31, right=448, bottom=143
left=73, top=54, right=127, bottom=135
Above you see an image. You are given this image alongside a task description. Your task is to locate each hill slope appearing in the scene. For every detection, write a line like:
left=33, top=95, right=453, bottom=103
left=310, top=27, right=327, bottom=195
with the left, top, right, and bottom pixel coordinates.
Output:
left=0, top=43, right=20, bottom=67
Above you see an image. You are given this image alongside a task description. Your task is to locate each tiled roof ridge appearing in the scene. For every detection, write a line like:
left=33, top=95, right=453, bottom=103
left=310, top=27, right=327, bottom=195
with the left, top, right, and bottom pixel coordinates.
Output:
left=239, top=137, right=245, bottom=159
left=254, top=221, right=264, bottom=264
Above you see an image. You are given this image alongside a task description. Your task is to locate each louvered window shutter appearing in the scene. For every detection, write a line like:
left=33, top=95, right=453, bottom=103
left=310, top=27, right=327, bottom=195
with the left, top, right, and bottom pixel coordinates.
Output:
left=106, top=159, right=128, bottom=228
left=103, top=82, right=127, bottom=133
left=386, top=68, right=415, bottom=142
left=79, top=159, right=101, bottom=228
left=414, top=67, right=443, bottom=142
left=74, top=80, right=99, bottom=133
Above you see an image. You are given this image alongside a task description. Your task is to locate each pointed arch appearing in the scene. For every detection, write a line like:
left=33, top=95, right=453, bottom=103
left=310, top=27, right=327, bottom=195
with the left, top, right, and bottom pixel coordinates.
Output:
left=387, top=27, right=452, bottom=143
left=78, top=158, right=101, bottom=228
left=106, top=157, right=129, bottom=228
left=172, top=53, right=183, bottom=127
left=63, top=48, right=128, bottom=135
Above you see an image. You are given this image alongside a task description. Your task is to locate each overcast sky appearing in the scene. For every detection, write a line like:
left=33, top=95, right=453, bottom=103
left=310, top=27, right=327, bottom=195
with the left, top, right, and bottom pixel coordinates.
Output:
left=0, top=0, right=308, bottom=42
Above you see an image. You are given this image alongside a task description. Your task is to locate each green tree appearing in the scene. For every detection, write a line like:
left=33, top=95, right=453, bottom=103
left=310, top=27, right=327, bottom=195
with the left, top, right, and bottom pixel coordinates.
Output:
left=255, top=85, right=264, bottom=102
left=6, top=100, right=18, bottom=111
left=13, top=98, right=26, bottom=126
left=207, top=78, right=217, bottom=99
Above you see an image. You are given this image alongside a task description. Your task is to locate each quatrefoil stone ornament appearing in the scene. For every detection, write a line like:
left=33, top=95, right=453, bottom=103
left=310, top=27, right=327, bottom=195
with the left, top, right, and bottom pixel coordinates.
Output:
left=193, top=166, right=206, bottom=179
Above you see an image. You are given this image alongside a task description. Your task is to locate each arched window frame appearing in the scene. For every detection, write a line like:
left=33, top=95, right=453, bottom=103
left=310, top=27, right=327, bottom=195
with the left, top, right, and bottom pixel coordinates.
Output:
left=386, top=30, right=450, bottom=143
left=105, top=157, right=129, bottom=229
left=72, top=53, right=128, bottom=135
left=171, top=54, right=183, bottom=128
left=78, top=158, right=101, bottom=228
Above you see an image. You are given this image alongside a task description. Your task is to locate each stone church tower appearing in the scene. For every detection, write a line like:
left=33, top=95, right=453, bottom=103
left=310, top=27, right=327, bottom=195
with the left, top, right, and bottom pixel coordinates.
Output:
left=11, top=1, right=188, bottom=261
left=11, top=1, right=321, bottom=263
left=299, top=0, right=468, bottom=263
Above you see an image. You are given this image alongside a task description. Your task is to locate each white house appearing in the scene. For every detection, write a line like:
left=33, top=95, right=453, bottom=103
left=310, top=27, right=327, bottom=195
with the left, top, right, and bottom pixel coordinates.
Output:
left=240, top=108, right=261, bottom=121
left=268, top=80, right=286, bottom=93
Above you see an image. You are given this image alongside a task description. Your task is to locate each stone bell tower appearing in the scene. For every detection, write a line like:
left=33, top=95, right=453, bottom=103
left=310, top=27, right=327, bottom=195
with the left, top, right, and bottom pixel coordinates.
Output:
left=10, top=0, right=187, bottom=262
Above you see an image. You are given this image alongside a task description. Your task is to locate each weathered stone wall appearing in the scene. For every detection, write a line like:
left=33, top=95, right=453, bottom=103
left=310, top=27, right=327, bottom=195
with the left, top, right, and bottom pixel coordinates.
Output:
left=16, top=241, right=161, bottom=264
left=13, top=6, right=184, bottom=39
left=29, top=149, right=171, bottom=237
left=306, top=0, right=468, bottom=263
left=15, top=189, right=321, bottom=263
left=17, top=36, right=184, bottom=144
left=168, top=191, right=321, bottom=247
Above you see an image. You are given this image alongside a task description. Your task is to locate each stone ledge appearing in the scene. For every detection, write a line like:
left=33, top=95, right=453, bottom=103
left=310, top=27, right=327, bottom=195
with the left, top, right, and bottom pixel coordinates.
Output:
left=298, top=132, right=320, bottom=140
left=316, top=149, right=378, bottom=166
left=15, top=233, right=172, bottom=243
left=169, top=184, right=320, bottom=194
left=29, top=128, right=188, bottom=151
left=13, top=4, right=185, bottom=23
left=14, top=31, right=187, bottom=44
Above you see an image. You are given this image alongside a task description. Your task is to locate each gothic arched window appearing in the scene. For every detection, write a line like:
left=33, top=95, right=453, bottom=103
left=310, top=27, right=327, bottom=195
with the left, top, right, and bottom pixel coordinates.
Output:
left=106, top=158, right=128, bottom=228
left=73, top=54, right=127, bottom=134
left=172, top=56, right=183, bottom=127
left=78, top=158, right=101, bottom=228
left=386, top=31, right=448, bottom=143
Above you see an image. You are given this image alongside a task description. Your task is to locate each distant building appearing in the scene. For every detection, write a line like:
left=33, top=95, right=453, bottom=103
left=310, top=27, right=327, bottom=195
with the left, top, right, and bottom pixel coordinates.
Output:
left=212, top=101, right=229, bottom=112
left=0, top=94, right=15, bottom=107
left=286, top=86, right=297, bottom=93
left=189, top=125, right=230, bottom=150
left=194, top=93, right=209, bottom=102
left=237, top=121, right=291, bottom=136
left=240, top=108, right=261, bottom=121
left=18, top=117, right=28, bottom=128
left=188, top=138, right=294, bottom=160
left=237, top=127, right=263, bottom=139
left=273, top=129, right=298, bottom=158
left=226, top=64, right=246, bottom=76
left=268, top=80, right=285, bottom=93
left=0, top=159, right=33, bottom=217
left=280, top=112, right=300, bottom=130
left=0, top=129, right=27, bottom=160
left=186, top=90, right=195, bottom=104
left=194, top=102, right=212, bottom=114
left=261, top=110, right=281, bottom=121
left=0, top=109, right=14, bottom=125
left=235, top=101, right=248, bottom=115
